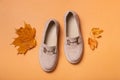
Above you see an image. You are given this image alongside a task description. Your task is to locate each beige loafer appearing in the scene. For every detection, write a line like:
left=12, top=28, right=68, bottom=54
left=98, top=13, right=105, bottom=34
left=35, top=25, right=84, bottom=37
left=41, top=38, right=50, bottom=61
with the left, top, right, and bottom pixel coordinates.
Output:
left=39, top=19, right=59, bottom=72
left=64, top=10, right=84, bottom=64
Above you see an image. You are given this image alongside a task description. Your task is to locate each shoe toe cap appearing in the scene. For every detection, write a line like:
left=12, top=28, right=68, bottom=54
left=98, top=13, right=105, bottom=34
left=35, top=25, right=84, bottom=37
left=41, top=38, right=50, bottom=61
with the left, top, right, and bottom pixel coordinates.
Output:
left=65, top=44, right=83, bottom=64
left=39, top=51, right=57, bottom=72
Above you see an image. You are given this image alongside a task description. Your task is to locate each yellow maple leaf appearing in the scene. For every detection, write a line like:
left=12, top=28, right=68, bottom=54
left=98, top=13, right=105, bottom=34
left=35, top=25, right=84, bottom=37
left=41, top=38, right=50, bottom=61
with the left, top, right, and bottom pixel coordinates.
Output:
left=88, top=38, right=98, bottom=50
left=91, top=28, right=103, bottom=38
left=12, top=22, right=37, bottom=54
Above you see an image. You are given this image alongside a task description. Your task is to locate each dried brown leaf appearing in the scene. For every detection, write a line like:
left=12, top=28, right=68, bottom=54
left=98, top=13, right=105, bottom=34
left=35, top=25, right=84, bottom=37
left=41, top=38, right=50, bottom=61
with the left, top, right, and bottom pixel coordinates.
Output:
left=12, top=22, right=36, bottom=54
left=88, top=38, right=98, bottom=50
left=91, top=28, right=103, bottom=38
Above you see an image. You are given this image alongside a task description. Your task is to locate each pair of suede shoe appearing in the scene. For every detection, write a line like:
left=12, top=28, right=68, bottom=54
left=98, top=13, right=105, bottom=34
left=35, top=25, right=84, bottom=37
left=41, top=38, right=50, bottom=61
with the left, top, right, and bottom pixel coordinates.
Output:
left=39, top=10, right=84, bottom=72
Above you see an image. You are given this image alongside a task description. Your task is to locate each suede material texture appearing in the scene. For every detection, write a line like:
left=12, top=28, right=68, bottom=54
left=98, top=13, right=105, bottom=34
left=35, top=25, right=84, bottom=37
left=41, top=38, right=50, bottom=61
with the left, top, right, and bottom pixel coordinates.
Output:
left=39, top=19, right=59, bottom=72
left=64, top=11, right=84, bottom=64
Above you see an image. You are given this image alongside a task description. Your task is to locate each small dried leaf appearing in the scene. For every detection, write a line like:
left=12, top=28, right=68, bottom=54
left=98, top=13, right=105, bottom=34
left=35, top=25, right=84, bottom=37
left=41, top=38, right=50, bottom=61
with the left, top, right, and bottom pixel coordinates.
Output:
left=12, top=22, right=37, bottom=54
left=88, top=27, right=104, bottom=51
left=91, top=28, right=103, bottom=38
left=88, top=38, right=98, bottom=50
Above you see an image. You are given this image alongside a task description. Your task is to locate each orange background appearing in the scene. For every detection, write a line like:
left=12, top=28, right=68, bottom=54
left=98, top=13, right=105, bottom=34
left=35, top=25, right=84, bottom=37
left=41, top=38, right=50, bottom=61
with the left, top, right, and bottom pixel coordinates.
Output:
left=0, top=0, right=120, bottom=80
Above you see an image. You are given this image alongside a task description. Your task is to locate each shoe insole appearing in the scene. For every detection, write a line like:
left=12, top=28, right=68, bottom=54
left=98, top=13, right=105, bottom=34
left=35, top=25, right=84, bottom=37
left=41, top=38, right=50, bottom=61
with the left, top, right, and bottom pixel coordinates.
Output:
left=45, top=23, right=57, bottom=46
left=67, top=15, right=79, bottom=37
